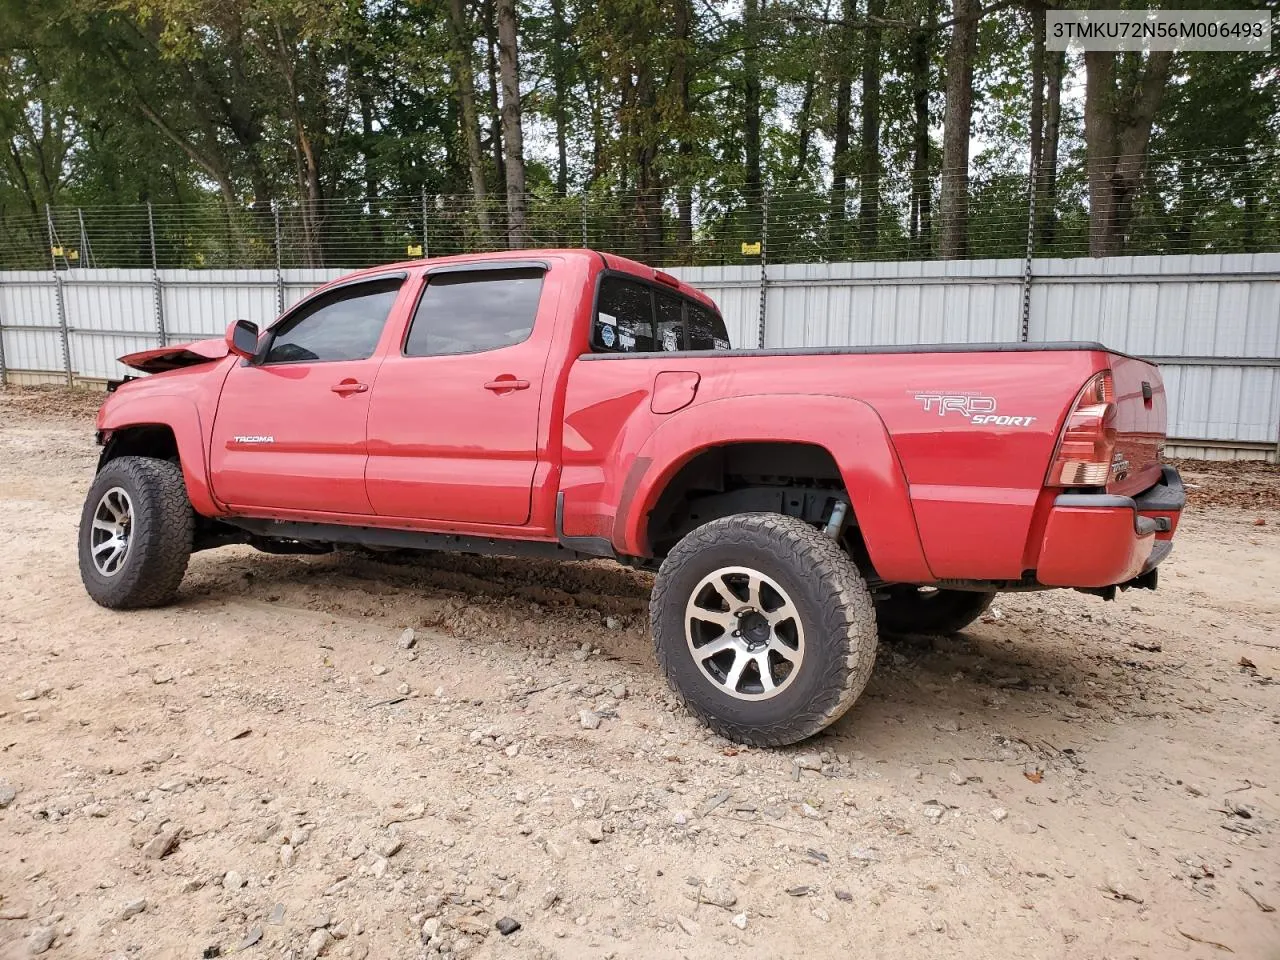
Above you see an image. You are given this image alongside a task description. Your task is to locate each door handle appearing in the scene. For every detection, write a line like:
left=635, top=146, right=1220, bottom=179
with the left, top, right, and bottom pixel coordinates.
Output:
left=331, top=380, right=369, bottom=395
left=484, top=377, right=530, bottom=392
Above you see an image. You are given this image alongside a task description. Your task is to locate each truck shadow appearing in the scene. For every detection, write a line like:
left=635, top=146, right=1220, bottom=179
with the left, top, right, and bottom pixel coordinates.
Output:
left=182, top=546, right=1156, bottom=758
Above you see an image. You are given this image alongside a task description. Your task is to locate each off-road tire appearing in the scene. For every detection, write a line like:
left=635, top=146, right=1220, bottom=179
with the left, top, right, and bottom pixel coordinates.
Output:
left=650, top=512, right=878, bottom=746
left=875, top=587, right=995, bottom=637
left=78, top=456, right=194, bottom=609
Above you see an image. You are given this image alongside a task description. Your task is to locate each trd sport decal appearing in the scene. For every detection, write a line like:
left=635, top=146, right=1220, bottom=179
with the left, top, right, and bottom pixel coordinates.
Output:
left=911, top=391, right=1038, bottom=427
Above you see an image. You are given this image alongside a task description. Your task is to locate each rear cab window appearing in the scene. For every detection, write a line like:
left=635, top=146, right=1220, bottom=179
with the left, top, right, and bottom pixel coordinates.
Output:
left=591, top=274, right=729, bottom=354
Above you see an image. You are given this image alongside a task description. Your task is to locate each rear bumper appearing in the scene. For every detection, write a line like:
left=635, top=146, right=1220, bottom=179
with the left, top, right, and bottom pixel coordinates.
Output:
left=1036, top=467, right=1185, bottom=588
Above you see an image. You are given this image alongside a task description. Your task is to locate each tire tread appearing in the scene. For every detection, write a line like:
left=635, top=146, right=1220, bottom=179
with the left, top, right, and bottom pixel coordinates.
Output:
left=650, top=513, right=877, bottom=747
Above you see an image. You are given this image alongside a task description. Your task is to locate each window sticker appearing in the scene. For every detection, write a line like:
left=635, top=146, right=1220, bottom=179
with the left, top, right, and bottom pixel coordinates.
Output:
left=600, top=324, right=616, bottom=348
left=619, top=330, right=636, bottom=349
left=713, top=337, right=730, bottom=350
left=662, top=329, right=679, bottom=351
left=598, top=311, right=617, bottom=326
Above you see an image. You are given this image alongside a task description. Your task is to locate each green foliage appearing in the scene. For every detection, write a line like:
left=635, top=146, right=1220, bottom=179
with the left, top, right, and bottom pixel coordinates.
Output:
left=1, top=0, right=1277, bottom=267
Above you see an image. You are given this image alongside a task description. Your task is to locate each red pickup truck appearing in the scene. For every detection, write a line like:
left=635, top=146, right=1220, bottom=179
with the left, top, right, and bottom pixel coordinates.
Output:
left=79, top=249, right=1184, bottom=745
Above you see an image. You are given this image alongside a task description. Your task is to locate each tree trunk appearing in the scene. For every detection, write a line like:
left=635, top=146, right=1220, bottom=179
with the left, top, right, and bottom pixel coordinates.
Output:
left=909, top=6, right=933, bottom=256
left=790, top=73, right=816, bottom=186
left=1038, top=48, right=1064, bottom=248
left=632, top=61, right=663, bottom=258
left=858, top=0, right=883, bottom=251
left=447, top=0, right=492, bottom=241
left=1084, top=49, right=1172, bottom=256
left=483, top=0, right=505, bottom=196
left=939, top=0, right=977, bottom=259
left=831, top=0, right=857, bottom=237
left=743, top=0, right=764, bottom=235
left=496, top=0, right=527, bottom=247
left=674, top=0, right=695, bottom=246
left=1028, top=1, right=1044, bottom=250
left=550, top=0, right=570, bottom=196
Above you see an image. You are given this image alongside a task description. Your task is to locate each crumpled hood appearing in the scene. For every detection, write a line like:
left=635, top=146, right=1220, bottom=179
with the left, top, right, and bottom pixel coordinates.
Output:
left=118, top=337, right=229, bottom=374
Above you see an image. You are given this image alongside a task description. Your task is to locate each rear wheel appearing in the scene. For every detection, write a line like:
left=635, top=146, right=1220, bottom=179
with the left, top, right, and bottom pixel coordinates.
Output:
left=650, top=513, right=877, bottom=746
left=874, top=586, right=995, bottom=637
left=78, top=456, right=193, bottom=609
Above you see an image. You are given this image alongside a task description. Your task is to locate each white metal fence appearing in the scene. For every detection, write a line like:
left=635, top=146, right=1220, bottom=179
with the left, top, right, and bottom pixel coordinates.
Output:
left=2, top=254, right=1277, bottom=461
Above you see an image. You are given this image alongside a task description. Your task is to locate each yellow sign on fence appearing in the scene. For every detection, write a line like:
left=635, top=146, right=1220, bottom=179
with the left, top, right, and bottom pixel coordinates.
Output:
left=741, top=241, right=761, bottom=256
left=407, top=243, right=424, bottom=257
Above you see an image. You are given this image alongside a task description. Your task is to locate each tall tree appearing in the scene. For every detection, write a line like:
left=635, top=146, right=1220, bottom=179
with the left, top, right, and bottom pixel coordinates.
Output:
left=858, top=0, right=883, bottom=250
left=447, top=0, right=492, bottom=241
left=548, top=0, right=571, bottom=195
left=743, top=0, right=764, bottom=230
left=673, top=0, right=695, bottom=245
left=939, top=0, right=977, bottom=258
left=908, top=0, right=935, bottom=254
left=1083, top=49, right=1172, bottom=256
left=495, top=0, right=527, bottom=245
left=1038, top=48, right=1064, bottom=248
left=1028, top=0, right=1044, bottom=243
left=831, top=0, right=857, bottom=236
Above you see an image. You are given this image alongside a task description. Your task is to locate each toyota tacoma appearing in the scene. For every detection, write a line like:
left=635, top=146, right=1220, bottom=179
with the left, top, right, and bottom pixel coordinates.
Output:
left=78, top=249, right=1185, bottom=745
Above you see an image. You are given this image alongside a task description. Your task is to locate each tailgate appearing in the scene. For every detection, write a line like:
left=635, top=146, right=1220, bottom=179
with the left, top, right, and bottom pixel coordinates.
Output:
left=1106, top=354, right=1166, bottom=497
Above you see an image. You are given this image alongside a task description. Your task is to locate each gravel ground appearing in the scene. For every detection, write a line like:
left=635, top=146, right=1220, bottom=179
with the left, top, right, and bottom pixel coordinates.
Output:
left=1, top=386, right=1277, bottom=960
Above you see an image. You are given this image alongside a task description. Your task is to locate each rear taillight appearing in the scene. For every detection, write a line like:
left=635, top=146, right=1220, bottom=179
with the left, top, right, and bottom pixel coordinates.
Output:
left=1048, top=371, right=1117, bottom=487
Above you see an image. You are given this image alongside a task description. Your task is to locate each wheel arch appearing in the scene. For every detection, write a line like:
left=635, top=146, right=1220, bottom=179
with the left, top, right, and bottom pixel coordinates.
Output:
left=616, top=394, right=935, bottom=582
left=97, top=395, right=219, bottom=517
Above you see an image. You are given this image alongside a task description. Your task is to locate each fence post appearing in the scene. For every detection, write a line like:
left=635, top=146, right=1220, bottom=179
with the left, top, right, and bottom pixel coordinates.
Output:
left=273, top=202, right=284, bottom=315
left=45, top=204, right=72, bottom=385
left=77, top=208, right=94, bottom=268
left=1019, top=155, right=1038, bottom=343
left=580, top=195, right=588, bottom=249
left=147, top=201, right=167, bottom=346
left=0, top=272, right=7, bottom=386
left=420, top=188, right=430, bottom=259
left=757, top=188, right=769, bottom=349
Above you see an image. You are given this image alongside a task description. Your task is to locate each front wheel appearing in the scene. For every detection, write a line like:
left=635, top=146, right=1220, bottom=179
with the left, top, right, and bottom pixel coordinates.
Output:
left=874, top=586, right=995, bottom=637
left=650, top=513, right=878, bottom=746
left=78, top=456, right=194, bottom=609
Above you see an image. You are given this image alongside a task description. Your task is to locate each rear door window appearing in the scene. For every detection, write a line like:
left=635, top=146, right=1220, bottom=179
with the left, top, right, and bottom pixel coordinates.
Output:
left=404, top=268, right=544, bottom=356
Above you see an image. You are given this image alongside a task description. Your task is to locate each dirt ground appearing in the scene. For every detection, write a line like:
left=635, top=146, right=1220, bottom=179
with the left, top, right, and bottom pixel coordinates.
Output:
left=1, top=385, right=1277, bottom=960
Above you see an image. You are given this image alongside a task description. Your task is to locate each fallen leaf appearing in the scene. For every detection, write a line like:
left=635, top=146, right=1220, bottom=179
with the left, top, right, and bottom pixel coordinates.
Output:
left=1237, top=883, right=1276, bottom=913
left=1239, top=656, right=1257, bottom=670
left=1253, top=517, right=1266, bottom=526
left=1178, top=929, right=1233, bottom=952
left=1024, top=770, right=1043, bottom=784
left=228, top=728, right=252, bottom=741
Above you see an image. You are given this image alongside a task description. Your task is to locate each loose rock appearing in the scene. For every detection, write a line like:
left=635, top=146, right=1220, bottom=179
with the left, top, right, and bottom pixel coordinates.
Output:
left=495, top=916, right=521, bottom=935
left=27, top=927, right=56, bottom=955
left=142, top=826, right=182, bottom=860
left=578, top=709, right=601, bottom=730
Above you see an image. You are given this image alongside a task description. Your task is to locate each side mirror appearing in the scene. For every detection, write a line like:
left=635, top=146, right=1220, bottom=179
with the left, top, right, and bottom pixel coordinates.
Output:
left=226, top=319, right=260, bottom=360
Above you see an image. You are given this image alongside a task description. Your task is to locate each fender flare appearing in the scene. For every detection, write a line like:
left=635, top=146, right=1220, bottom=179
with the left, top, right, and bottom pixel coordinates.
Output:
left=97, top=394, right=221, bottom=517
left=613, top=394, right=934, bottom=582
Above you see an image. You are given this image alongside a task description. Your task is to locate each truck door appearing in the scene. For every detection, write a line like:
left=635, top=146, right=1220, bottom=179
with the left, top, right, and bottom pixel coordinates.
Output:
left=364, top=263, right=551, bottom=525
left=209, top=275, right=405, bottom=515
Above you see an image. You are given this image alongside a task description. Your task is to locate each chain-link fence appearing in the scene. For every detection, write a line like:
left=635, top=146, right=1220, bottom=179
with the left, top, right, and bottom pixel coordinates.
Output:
left=2, top=148, right=1277, bottom=271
